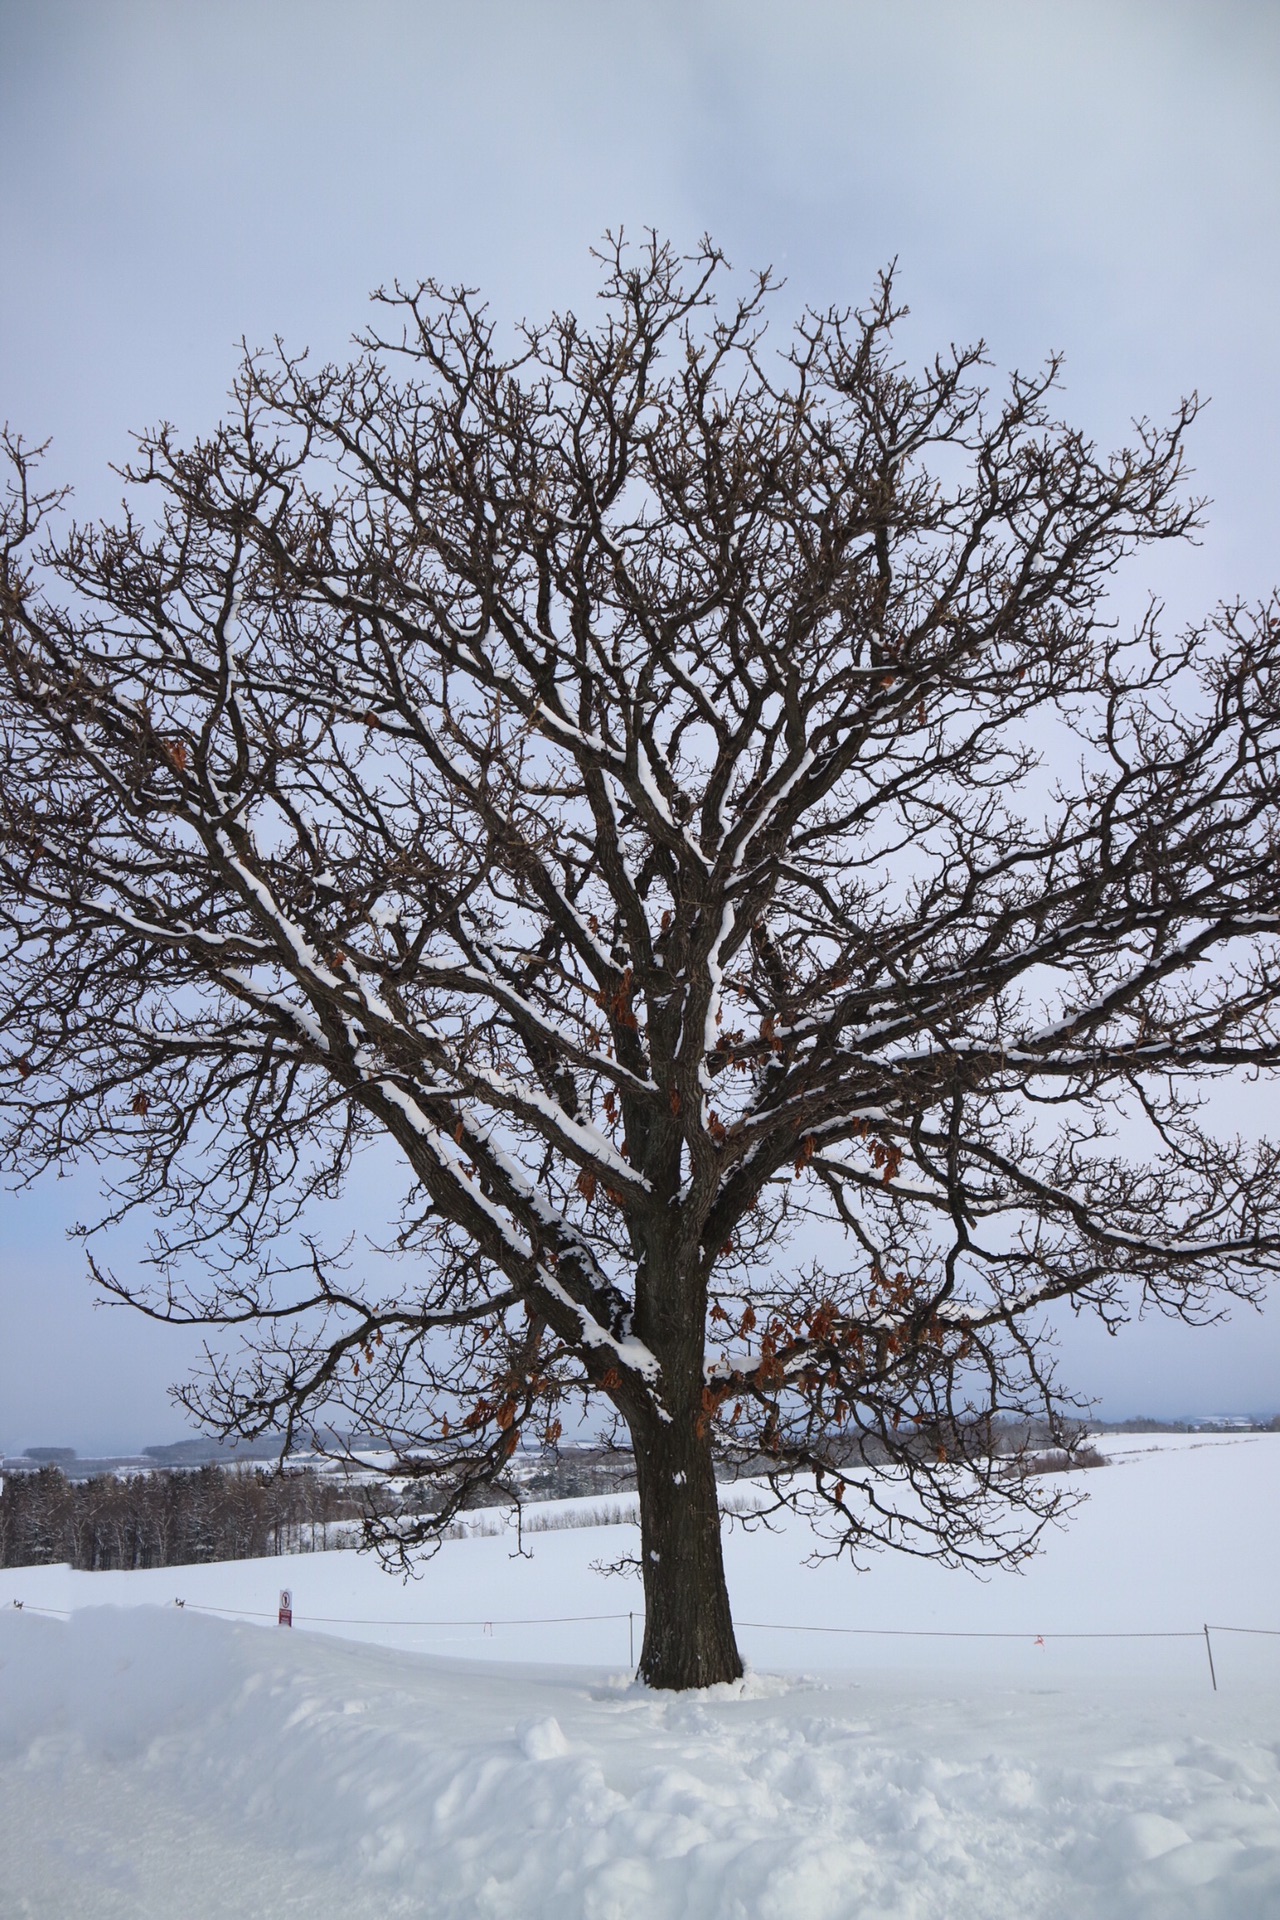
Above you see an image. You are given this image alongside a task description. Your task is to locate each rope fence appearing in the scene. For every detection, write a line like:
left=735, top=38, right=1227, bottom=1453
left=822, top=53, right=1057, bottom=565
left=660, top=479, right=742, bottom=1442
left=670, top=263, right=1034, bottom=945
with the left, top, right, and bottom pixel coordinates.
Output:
left=11, top=1593, right=1280, bottom=1688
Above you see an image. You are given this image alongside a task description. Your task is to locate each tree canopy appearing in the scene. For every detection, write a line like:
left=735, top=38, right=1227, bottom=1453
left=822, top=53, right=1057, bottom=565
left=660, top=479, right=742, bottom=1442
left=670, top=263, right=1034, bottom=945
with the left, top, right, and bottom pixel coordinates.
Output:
left=3, top=236, right=1279, bottom=1686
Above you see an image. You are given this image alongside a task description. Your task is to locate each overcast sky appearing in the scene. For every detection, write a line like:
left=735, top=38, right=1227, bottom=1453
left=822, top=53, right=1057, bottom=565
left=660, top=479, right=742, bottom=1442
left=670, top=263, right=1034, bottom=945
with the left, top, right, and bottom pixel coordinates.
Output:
left=2, top=0, right=1279, bottom=1452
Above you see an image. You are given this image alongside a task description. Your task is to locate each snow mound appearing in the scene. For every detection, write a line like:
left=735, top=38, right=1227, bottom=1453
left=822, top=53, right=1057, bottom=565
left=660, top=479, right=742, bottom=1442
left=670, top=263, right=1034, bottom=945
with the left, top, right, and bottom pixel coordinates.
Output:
left=5, top=1435, right=1280, bottom=1916
left=4, top=1603, right=1280, bottom=1919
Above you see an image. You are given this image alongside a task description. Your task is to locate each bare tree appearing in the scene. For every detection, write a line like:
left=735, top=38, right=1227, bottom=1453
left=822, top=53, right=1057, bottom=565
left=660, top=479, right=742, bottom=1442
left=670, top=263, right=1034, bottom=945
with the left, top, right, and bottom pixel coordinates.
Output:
left=2, top=237, right=1280, bottom=1687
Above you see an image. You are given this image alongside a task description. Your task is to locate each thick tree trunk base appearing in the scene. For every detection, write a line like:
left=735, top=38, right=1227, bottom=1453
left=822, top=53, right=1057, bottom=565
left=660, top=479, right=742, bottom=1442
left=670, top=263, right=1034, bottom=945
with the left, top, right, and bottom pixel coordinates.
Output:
left=633, top=1415, right=743, bottom=1690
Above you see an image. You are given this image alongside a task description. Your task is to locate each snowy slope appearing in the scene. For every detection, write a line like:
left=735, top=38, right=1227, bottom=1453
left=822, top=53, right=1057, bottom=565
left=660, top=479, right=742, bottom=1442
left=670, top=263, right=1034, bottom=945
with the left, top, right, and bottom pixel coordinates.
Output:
left=8, top=1431, right=1280, bottom=1680
left=3, top=1434, right=1280, bottom=1918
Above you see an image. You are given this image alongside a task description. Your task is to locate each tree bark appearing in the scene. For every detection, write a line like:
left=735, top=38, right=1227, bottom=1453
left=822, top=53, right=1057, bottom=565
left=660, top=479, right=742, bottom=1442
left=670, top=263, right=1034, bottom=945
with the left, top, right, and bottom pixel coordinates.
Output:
left=632, top=1402, right=744, bottom=1690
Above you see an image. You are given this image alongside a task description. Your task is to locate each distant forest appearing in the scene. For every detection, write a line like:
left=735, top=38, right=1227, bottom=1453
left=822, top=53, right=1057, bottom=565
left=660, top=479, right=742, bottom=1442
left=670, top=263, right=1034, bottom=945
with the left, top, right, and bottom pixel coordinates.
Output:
left=0, top=1464, right=366, bottom=1570
left=0, top=1448, right=641, bottom=1571
left=7, top=1423, right=1276, bottom=1572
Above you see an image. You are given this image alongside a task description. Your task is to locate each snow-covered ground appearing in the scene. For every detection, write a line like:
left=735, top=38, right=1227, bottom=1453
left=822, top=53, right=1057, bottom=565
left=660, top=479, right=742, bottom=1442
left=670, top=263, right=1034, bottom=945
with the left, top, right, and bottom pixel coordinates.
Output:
left=4, top=1432, right=1280, bottom=1917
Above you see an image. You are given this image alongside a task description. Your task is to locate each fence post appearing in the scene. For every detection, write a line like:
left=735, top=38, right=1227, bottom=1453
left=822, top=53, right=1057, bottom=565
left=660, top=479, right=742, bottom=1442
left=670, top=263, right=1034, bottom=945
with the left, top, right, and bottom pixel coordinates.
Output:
left=628, top=1611, right=634, bottom=1670
left=1203, top=1623, right=1217, bottom=1692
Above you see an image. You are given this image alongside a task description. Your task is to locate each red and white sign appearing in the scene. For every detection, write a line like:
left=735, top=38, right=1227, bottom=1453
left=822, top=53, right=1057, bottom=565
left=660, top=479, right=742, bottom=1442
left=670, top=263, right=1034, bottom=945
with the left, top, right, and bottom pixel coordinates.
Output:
left=278, top=1589, right=293, bottom=1628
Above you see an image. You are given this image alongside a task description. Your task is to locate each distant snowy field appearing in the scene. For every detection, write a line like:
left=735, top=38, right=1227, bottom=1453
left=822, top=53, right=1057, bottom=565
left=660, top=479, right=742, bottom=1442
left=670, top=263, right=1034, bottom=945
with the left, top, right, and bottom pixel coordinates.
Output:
left=4, top=1433, right=1280, bottom=1918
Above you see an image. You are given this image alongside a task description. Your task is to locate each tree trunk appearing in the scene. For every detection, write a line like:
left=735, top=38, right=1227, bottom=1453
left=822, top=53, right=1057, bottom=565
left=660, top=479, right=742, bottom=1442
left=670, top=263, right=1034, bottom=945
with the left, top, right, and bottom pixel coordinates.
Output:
left=632, top=1403, right=744, bottom=1690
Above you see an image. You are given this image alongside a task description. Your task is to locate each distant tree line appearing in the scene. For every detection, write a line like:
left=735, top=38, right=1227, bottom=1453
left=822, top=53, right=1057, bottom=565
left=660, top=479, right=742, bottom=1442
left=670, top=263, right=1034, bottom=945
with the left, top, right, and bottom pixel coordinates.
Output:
left=0, top=1451, right=645, bottom=1570
left=0, top=1464, right=366, bottom=1570
left=13, top=1419, right=1270, bottom=1572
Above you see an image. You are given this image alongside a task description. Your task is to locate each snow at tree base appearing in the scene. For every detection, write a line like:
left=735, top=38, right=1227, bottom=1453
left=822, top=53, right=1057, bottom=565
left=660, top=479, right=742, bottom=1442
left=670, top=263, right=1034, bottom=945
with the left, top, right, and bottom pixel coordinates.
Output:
left=4, top=1433, right=1280, bottom=1917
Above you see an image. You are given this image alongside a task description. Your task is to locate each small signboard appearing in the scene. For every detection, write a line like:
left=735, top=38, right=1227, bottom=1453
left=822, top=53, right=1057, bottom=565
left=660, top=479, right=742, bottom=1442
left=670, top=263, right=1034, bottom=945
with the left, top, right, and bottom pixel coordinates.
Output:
left=278, top=1589, right=293, bottom=1628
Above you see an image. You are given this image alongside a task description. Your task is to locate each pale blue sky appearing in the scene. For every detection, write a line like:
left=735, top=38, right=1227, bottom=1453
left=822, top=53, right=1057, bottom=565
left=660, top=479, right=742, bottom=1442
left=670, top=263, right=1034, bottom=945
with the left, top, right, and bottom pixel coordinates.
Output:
left=2, top=0, right=1278, bottom=1451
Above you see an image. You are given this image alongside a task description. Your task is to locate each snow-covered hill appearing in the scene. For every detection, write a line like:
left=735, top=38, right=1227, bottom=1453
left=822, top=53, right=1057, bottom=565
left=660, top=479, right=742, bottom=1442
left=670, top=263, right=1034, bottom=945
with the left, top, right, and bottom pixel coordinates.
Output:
left=3, top=1433, right=1280, bottom=1917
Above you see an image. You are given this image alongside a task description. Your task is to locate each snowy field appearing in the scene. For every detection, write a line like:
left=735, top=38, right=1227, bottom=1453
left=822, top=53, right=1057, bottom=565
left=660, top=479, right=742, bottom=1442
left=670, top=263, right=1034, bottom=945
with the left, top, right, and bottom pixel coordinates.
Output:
left=4, top=1432, right=1280, bottom=1918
